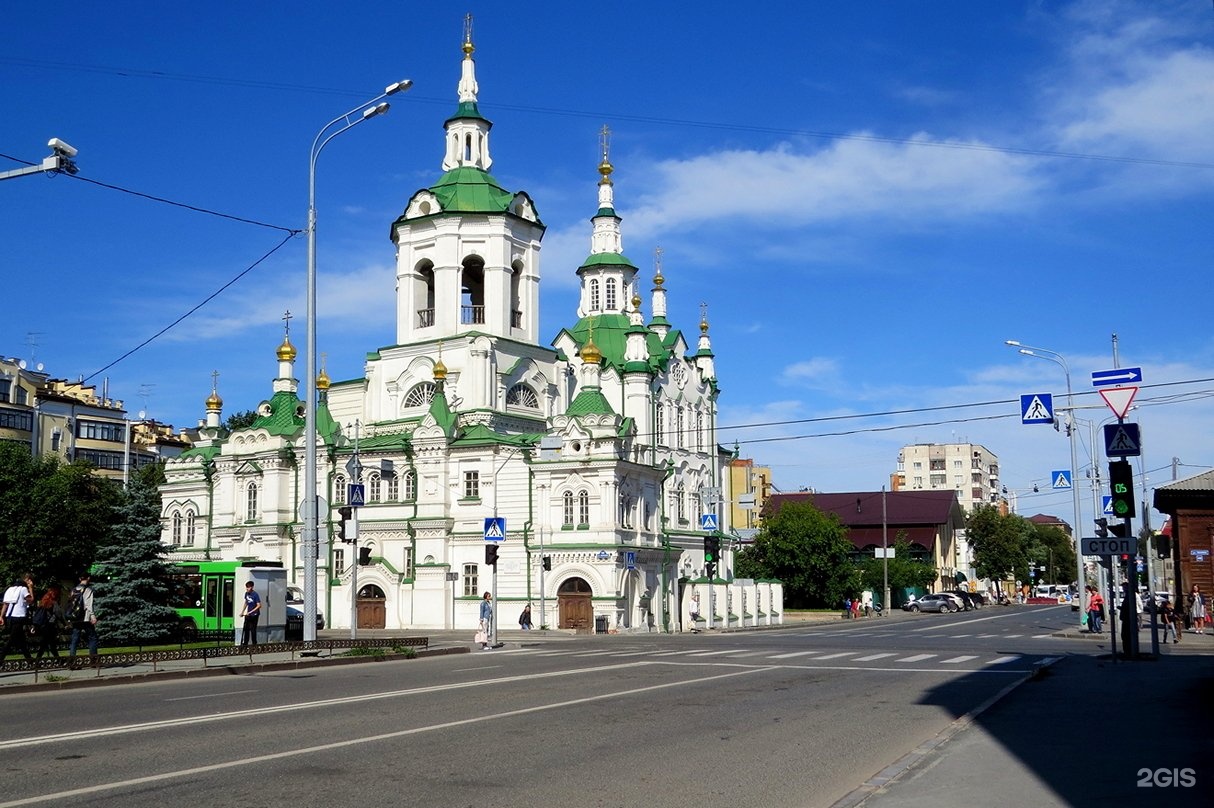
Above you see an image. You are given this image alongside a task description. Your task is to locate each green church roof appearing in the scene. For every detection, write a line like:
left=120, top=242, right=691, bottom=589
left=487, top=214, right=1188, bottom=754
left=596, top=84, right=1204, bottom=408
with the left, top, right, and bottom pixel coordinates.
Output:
left=567, top=387, right=615, bottom=417
left=578, top=252, right=636, bottom=270
left=429, top=167, right=515, bottom=213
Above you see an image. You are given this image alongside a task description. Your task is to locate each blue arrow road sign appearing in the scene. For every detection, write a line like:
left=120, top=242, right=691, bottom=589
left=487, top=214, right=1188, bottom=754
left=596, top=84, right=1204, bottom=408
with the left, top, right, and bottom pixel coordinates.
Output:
left=1091, top=367, right=1143, bottom=387
left=1051, top=470, right=1072, bottom=490
left=484, top=516, right=506, bottom=542
left=1020, top=393, right=1054, bottom=424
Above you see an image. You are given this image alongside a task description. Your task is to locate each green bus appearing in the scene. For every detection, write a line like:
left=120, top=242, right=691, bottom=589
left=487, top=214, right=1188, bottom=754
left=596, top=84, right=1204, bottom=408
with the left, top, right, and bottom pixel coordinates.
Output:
left=167, top=560, right=283, bottom=640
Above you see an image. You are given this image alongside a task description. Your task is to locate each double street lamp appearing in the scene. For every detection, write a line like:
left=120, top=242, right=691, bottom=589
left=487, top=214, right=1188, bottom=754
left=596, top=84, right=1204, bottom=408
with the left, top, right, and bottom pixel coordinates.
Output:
left=303, top=79, right=411, bottom=640
left=1005, top=340, right=1086, bottom=629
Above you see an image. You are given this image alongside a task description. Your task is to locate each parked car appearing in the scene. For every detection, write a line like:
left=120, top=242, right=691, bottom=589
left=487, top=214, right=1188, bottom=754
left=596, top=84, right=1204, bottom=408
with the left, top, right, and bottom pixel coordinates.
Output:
left=286, top=586, right=325, bottom=640
left=950, top=590, right=981, bottom=610
left=905, top=593, right=961, bottom=613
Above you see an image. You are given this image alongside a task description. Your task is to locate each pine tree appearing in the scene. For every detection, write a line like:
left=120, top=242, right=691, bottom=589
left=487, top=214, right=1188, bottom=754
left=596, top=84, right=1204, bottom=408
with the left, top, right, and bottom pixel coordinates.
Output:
left=92, top=472, right=180, bottom=644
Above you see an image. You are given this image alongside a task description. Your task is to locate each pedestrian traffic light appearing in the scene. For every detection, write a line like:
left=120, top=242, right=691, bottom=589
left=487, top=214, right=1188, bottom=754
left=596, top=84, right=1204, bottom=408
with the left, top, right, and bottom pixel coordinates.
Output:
left=337, top=506, right=352, bottom=542
left=542, top=555, right=551, bottom=571
left=358, top=546, right=372, bottom=566
left=704, top=534, right=720, bottom=564
left=1156, top=534, right=1171, bottom=559
left=485, top=544, right=499, bottom=566
left=1108, top=460, right=1136, bottom=519
left=1094, top=518, right=1109, bottom=538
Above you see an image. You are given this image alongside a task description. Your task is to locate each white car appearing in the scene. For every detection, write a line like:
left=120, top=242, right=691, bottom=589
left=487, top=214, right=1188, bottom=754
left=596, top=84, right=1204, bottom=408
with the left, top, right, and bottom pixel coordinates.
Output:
left=932, top=592, right=967, bottom=611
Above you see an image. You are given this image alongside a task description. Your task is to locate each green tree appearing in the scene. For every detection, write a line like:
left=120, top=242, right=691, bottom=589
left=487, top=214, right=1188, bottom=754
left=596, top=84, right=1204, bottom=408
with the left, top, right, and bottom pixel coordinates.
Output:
left=1027, top=523, right=1077, bottom=586
left=856, top=535, right=939, bottom=599
left=0, top=442, right=119, bottom=589
left=967, top=503, right=1031, bottom=587
left=224, top=410, right=258, bottom=431
left=736, top=500, right=860, bottom=608
left=92, top=474, right=179, bottom=643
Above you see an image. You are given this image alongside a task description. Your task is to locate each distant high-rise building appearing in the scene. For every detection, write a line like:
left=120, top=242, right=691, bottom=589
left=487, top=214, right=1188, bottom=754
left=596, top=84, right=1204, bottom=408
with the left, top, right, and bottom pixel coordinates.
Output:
left=891, top=442, right=1000, bottom=514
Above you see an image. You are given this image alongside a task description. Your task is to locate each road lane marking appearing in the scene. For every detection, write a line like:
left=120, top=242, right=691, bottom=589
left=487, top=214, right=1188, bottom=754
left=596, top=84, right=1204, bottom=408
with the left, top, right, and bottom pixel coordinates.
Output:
left=766, top=650, right=820, bottom=659
left=1004, top=634, right=1022, bottom=638
left=910, top=609, right=1032, bottom=632
left=895, top=654, right=936, bottom=663
left=940, top=655, right=979, bottom=664
left=949, top=634, right=972, bottom=638
left=813, top=652, right=857, bottom=660
left=985, top=655, right=1020, bottom=665
left=0, top=665, right=776, bottom=808
left=164, top=689, right=258, bottom=702
left=852, top=653, right=895, bottom=661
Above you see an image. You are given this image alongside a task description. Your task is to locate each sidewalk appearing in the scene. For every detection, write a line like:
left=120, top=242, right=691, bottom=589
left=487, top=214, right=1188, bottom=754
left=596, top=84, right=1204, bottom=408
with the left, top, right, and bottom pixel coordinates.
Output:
left=838, top=644, right=1214, bottom=807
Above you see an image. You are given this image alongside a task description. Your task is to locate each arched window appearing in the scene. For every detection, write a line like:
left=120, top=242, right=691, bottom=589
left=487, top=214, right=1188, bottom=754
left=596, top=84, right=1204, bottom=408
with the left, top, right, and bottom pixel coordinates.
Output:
left=334, top=475, right=347, bottom=505
left=505, top=383, right=539, bottom=409
left=655, top=403, right=664, bottom=446
left=589, top=279, right=600, bottom=312
left=676, top=407, right=685, bottom=449
left=367, top=472, right=381, bottom=503
left=675, top=483, right=686, bottom=523
left=404, top=470, right=417, bottom=501
left=245, top=482, right=258, bottom=522
left=563, top=491, right=575, bottom=527
left=605, top=278, right=618, bottom=311
left=697, top=411, right=705, bottom=452
left=185, top=511, right=196, bottom=547
left=578, top=490, right=590, bottom=526
left=404, top=382, right=436, bottom=408
left=385, top=472, right=399, bottom=501
left=172, top=512, right=182, bottom=545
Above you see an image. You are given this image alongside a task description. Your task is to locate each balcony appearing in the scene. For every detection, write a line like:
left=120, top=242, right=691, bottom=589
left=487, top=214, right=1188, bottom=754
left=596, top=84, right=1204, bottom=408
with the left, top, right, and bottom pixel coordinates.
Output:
left=416, top=308, right=434, bottom=328
left=461, top=305, right=484, bottom=325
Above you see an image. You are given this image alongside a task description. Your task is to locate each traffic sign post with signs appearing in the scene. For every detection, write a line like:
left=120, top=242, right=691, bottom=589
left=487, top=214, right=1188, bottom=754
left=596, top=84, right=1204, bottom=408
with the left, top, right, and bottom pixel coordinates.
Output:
left=1020, top=393, right=1054, bottom=425
left=1091, top=367, right=1143, bottom=387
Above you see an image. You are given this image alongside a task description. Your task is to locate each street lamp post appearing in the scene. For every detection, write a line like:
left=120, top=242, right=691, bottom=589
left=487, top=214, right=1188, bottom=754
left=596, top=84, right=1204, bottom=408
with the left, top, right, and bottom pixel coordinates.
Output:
left=303, top=80, right=411, bottom=641
left=1005, top=340, right=1086, bottom=629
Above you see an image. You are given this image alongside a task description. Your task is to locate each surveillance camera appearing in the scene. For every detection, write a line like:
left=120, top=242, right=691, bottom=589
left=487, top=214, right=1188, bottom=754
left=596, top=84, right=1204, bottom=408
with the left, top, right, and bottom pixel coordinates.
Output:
left=47, top=138, right=78, bottom=158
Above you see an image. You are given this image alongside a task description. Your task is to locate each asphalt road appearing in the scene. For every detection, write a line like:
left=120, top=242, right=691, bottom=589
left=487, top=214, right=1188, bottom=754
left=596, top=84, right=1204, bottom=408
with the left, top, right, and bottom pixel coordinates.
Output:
left=0, top=606, right=1098, bottom=808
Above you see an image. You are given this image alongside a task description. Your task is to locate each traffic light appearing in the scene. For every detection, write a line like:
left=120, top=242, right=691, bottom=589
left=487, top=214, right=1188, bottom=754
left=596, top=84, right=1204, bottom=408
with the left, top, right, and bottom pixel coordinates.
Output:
left=337, top=506, right=352, bottom=542
left=704, top=534, right=720, bottom=565
left=542, top=555, right=552, bottom=571
left=358, top=547, right=372, bottom=566
left=1094, top=518, right=1109, bottom=538
left=485, top=544, right=499, bottom=566
left=1108, top=460, right=1136, bottom=519
left=1156, top=534, right=1171, bottom=559
left=1108, top=521, right=1130, bottom=538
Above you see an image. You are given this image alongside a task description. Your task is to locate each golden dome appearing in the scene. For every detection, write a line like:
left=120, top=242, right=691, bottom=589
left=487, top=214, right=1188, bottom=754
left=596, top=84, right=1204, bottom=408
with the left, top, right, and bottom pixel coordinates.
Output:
left=581, top=336, right=602, bottom=365
left=276, top=336, right=297, bottom=362
left=433, top=358, right=448, bottom=380
left=205, top=390, right=223, bottom=410
left=700, top=316, right=709, bottom=334
left=316, top=368, right=331, bottom=391
left=631, top=292, right=642, bottom=310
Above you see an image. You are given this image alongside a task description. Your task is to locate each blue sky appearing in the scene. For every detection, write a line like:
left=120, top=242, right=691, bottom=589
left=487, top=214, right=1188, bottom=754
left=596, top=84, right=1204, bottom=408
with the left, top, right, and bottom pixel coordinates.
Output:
left=2, top=1, right=1212, bottom=531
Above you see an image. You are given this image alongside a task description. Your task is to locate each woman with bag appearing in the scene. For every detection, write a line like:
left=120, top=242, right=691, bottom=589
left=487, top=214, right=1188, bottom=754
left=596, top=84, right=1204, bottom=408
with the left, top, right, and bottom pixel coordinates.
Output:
left=33, top=583, right=64, bottom=661
left=476, top=591, right=493, bottom=650
left=1186, top=585, right=1206, bottom=634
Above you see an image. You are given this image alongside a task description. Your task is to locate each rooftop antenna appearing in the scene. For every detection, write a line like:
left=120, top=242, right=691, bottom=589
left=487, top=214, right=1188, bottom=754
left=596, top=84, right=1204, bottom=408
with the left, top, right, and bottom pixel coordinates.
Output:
left=25, top=331, right=42, bottom=367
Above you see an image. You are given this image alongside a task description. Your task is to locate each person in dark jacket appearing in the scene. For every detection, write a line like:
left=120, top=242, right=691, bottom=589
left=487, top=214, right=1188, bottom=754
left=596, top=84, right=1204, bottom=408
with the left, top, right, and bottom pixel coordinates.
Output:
left=33, top=584, right=64, bottom=660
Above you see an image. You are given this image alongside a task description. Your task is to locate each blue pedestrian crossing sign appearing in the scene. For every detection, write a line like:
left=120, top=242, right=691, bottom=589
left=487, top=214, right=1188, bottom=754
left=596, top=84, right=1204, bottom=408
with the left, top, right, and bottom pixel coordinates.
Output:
left=348, top=484, right=365, bottom=507
left=1051, top=470, right=1072, bottom=490
left=1103, top=422, right=1142, bottom=457
left=484, top=516, right=506, bottom=542
left=1020, top=393, right=1054, bottom=424
left=1102, top=495, right=1113, bottom=515
left=625, top=551, right=637, bottom=569
left=700, top=513, right=719, bottom=531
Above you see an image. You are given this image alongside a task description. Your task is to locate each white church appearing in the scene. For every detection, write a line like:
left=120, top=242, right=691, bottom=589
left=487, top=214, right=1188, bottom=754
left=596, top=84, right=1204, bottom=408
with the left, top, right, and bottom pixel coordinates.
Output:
left=159, top=25, right=783, bottom=634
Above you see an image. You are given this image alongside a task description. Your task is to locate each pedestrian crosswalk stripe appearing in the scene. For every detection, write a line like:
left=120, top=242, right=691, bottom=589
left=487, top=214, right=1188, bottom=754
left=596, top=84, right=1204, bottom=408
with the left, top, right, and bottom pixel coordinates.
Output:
left=895, top=654, right=936, bottom=663
left=985, top=655, right=1020, bottom=665
left=852, top=653, right=895, bottom=661
left=1004, top=634, right=1022, bottom=638
left=941, top=655, right=979, bottom=664
left=949, top=634, right=971, bottom=638
left=812, top=651, right=858, bottom=660
left=768, top=650, right=820, bottom=659
left=977, top=634, right=998, bottom=638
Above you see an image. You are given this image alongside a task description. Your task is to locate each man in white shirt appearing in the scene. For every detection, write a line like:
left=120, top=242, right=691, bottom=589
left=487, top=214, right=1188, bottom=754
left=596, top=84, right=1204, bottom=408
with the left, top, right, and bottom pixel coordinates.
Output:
left=0, top=572, right=35, bottom=665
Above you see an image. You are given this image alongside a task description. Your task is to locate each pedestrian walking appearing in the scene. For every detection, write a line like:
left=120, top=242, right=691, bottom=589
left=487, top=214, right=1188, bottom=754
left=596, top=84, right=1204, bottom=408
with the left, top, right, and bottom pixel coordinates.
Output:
left=688, top=592, right=701, bottom=632
left=850, top=596, right=861, bottom=620
left=1186, top=585, right=1206, bottom=634
left=843, top=597, right=853, bottom=619
left=479, top=591, right=493, bottom=650
left=33, top=583, right=64, bottom=661
left=0, top=572, right=36, bottom=665
left=239, top=581, right=262, bottom=646
left=518, top=604, right=533, bottom=630
left=67, top=572, right=99, bottom=660
left=1161, top=597, right=1180, bottom=644
left=1086, top=586, right=1105, bottom=634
